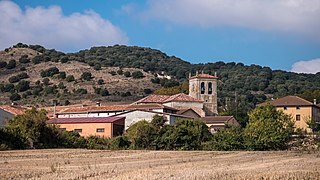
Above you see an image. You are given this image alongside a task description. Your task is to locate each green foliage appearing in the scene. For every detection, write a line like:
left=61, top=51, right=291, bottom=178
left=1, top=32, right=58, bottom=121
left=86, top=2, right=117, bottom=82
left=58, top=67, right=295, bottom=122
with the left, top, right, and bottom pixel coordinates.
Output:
left=125, top=120, right=157, bottom=149
left=203, top=127, right=244, bottom=151
left=32, top=56, right=42, bottom=64
left=60, top=56, right=69, bottom=63
left=143, top=88, right=152, bottom=94
left=132, top=71, right=144, bottom=79
left=86, top=136, right=109, bottom=149
left=19, top=55, right=30, bottom=64
left=151, top=115, right=167, bottom=129
left=42, top=78, right=50, bottom=86
left=243, top=105, right=294, bottom=150
left=97, top=79, right=104, bottom=85
left=123, top=71, right=131, bottom=77
left=66, top=75, right=75, bottom=82
left=81, top=72, right=93, bottom=81
left=117, top=69, right=123, bottom=75
left=10, top=93, right=21, bottom=101
left=94, top=63, right=101, bottom=70
left=6, top=60, right=16, bottom=69
left=109, top=71, right=117, bottom=76
left=40, top=67, right=60, bottom=77
left=0, top=61, right=7, bottom=68
left=306, top=117, right=320, bottom=133
left=108, top=136, right=131, bottom=150
left=15, top=80, right=30, bottom=92
left=75, top=88, right=88, bottom=94
left=8, top=76, right=20, bottom=83
left=59, top=72, right=66, bottom=79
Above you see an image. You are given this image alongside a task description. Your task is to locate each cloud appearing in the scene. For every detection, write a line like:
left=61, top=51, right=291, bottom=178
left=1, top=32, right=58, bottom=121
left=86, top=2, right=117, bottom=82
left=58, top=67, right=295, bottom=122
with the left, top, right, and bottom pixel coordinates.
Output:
left=291, top=58, right=320, bottom=74
left=0, top=1, right=128, bottom=51
left=144, top=0, right=320, bottom=39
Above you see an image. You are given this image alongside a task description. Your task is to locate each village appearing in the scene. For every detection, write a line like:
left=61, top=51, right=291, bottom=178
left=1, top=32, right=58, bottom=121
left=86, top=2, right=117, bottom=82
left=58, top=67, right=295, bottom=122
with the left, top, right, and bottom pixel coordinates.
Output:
left=1, top=72, right=319, bottom=138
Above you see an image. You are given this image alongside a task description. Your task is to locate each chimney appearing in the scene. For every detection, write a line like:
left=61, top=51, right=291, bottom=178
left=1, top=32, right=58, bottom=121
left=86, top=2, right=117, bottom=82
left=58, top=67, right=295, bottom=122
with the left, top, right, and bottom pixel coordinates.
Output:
left=201, top=70, right=204, bottom=74
left=196, top=71, right=199, bottom=76
left=214, top=72, right=217, bottom=77
left=314, top=99, right=317, bottom=105
left=188, top=73, right=191, bottom=78
left=96, top=102, right=101, bottom=107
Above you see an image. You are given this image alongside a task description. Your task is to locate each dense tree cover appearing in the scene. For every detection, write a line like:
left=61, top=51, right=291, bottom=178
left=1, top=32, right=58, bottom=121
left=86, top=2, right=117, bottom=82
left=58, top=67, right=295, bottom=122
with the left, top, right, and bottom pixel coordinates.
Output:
left=2, top=43, right=320, bottom=112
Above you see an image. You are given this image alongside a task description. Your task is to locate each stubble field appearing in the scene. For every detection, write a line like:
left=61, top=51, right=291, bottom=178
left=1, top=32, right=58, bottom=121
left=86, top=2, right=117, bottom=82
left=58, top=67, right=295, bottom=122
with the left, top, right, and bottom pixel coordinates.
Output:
left=0, top=149, right=319, bottom=179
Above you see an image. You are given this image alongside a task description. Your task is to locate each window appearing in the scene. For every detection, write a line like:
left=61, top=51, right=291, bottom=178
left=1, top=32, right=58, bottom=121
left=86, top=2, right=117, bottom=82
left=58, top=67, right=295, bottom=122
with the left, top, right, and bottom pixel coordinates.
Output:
left=96, top=128, right=105, bottom=133
left=296, top=107, right=300, bottom=110
left=74, top=129, right=82, bottom=133
left=200, top=82, right=205, bottom=94
left=208, top=82, right=212, bottom=94
left=284, top=107, right=287, bottom=110
left=296, top=115, right=301, bottom=121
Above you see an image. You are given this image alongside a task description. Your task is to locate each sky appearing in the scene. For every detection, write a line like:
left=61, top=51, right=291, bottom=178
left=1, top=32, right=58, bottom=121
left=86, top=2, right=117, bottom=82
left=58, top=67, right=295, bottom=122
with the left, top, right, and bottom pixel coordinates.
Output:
left=1, top=0, right=320, bottom=73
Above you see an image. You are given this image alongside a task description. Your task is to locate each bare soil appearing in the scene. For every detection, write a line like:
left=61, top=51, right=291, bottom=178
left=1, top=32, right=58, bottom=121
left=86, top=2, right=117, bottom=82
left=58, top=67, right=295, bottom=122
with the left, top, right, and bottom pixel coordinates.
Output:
left=0, top=149, right=319, bottom=179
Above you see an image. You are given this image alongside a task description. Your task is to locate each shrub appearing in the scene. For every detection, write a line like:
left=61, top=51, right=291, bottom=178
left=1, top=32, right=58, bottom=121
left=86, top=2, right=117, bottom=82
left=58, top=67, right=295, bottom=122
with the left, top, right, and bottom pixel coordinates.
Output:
left=19, top=55, right=30, bottom=64
left=86, top=136, right=109, bottom=149
left=6, top=60, right=16, bottom=69
left=243, top=105, right=294, bottom=150
left=109, top=71, right=117, bottom=76
left=94, top=63, right=101, bottom=70
left=100, top=88, right=109, bottom=96
left=60, top=56, right=69, bottom=63
left=66, top=75, right=75, bottom=82
left=75, top=88, right=87, bottom=94
left=0, top=61, right=7, bottom=68
left=20, top=67, right=26, bottom=71
left=144, top=88, right=152, bottom=94
left=42, top=78, right=50, bottom=86
left=97, top=79, right=104, bottom=85
left=203, top=127, right=244, bottom=151
left=108, top=136, right=131, bottom=150
left=125, top=120, right=157, bottom=149
left=81, top=72, right=93, bottom=81
left=8, top=76, right=20, bottom=83
left=15, top=80, right=30, bottom=92
left=117, top=69, right=123, bottom=75
left=123, top=71, right=131, bottom=77
left=2, top=84, right=14, bottom=92
left=32, top=56, right=42, bottom=64
left=59, top=72, right=66, bottom=79
left=41, top=67, right=60, bottom=77
left=132, top=71, right=144, bottom=79
left=10, top=93, right=21, bottom=101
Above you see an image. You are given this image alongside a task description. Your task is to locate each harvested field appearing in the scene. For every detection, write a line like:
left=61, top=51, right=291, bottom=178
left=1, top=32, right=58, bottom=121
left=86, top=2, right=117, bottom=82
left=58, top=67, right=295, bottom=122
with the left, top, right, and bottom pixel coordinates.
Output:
left=0, top=149, right=319, bottom=179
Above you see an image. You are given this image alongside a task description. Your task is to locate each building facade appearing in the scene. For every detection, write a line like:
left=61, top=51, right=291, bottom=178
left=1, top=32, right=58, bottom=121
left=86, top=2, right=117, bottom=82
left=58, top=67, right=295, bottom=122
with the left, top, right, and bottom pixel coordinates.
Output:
left=189, top=74, right=218, bottom=115
left=258, top=96, right=320, bottom=132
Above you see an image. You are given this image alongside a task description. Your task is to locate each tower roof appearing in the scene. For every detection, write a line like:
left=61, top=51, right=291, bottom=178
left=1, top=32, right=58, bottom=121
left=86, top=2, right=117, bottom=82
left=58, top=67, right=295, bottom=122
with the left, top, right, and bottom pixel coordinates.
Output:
left=189, top=74, right=218, bottom=80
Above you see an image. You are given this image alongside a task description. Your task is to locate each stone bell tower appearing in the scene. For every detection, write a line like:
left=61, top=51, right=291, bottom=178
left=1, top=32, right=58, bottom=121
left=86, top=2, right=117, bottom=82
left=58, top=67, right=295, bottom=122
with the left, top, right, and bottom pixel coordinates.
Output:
left=189, top=72, right=218, bottom=116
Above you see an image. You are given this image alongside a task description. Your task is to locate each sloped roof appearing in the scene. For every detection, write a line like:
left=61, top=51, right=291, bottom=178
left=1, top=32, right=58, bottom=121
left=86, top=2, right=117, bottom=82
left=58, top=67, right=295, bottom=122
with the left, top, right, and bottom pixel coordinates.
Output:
left=136, top=93, right=202, bottom=104
left=202, top=116, right=236, bottom=124
left=189, top=74, right=218, bottom=80
left=135, top=94, right=170, bottom=104
left=111, top=109, right=194, bottom=119
left=47, top=116, right=125, bottom=124
left=0, top=105, right=26, bottom=115
left=58, top=104, right=130, bottom=114
left=258, top=96, right=315, bottom=107
left=163, top=93, right=203, bottom=103
left=126, top=103, right=178, bottom=111
left=177, top=107, right=205, bottom=117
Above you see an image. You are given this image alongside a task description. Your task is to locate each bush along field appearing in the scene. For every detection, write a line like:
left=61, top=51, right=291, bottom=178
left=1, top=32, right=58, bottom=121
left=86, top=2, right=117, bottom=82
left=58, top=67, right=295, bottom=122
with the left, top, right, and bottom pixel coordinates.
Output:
left=0, top=105, right=319, bottom=151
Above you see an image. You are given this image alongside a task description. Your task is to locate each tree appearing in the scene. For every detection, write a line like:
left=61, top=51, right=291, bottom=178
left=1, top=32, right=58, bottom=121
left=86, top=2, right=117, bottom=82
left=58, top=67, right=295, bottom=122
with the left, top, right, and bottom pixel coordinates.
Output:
left=66, top=75, right=75, bottom=82
left=8, top=76, right=20, bottom=83
left=97, top=79, right=104, bottom=85
left=123, top=71, right=131, bottom=77
left=94, top=63, right=101, bottom=70
left=100, top=88, right=109, bottom=96
left=0, top=61, right=7, bottom=68
left=15, top=80, right=30, bottom=92
left=60, top=56, right=69, bottom=63
left=125, top=120, right=157, bottom=149
left=10, top=93, right=21, bottom=101
left=151, top=115, right=167, bottom=129
left=243, top=105, right=294, bottom=150
left=6, top=60, right=16, bottom=69
left=19, top=55, right=30, bottom=64
left=132, top=71, right=144, bottom=79
left=81, top=72, right=93, bottom=81
left=42, top=78, right=50, bottom=86
left=5, top=108, right=59, bottom=148
left=306, top=117, right=319, bottom=134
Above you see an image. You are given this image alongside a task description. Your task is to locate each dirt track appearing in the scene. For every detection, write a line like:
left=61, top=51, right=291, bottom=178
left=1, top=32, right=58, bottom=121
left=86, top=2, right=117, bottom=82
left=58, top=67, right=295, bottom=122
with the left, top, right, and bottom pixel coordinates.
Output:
left=0, top=149, right=319, bottom=179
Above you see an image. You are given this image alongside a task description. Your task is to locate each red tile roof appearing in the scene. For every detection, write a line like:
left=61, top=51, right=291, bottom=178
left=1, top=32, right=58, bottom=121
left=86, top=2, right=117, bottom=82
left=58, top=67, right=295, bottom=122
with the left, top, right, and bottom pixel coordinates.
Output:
left=58, top=104, right=130, bottom=114
left=47, top=116, right=125, bottom=124
left=135, top=94, right=170, bottom=104
left=189, top=74, right=218, bottom=80
left=136, top=93, right=202, bottom=104
left=163, top=93, right=203, bottom=103
left=258, top=96, right=315, bottom=107
left=126, top=103, right=178, bottom=111
left=0, top=105, right=26, bottom=115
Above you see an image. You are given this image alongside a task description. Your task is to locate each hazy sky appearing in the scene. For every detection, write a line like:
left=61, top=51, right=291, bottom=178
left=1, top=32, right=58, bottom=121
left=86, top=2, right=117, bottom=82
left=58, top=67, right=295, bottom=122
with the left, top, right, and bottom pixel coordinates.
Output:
left=1, top=0, right=320, bottom=73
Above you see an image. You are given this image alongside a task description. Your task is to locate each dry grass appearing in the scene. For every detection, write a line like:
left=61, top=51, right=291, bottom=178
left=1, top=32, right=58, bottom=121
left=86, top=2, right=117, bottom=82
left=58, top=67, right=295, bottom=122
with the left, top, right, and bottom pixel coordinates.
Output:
left=0, top=149, right=319, bottom=179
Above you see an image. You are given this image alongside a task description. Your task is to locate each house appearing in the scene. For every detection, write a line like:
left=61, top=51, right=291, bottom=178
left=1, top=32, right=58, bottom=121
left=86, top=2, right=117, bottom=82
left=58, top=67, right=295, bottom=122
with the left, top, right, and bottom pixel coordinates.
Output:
left=47, top=116, right=125, bottom=138
left=111, top=109, right=194, bottom=130
left=56, top=104, right=130, bottom=118
left=202, top=116, right=239, bottom=133
left=0, top=105, right=26, bottom=127
left=177, top=107, right=205, bottom=118
left=258, top=96, right=320, bottom=132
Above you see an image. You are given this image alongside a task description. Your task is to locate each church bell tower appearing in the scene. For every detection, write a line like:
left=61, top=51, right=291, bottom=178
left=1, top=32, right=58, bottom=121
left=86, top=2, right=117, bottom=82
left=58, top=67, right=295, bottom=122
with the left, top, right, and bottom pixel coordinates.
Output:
left=189, top=72, right=218, bottom=116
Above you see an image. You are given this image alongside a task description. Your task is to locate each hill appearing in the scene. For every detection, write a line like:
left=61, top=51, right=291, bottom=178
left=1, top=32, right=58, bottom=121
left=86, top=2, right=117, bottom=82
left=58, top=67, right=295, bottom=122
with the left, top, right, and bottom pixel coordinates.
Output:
left=1, top=43, right=320, bottom=112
